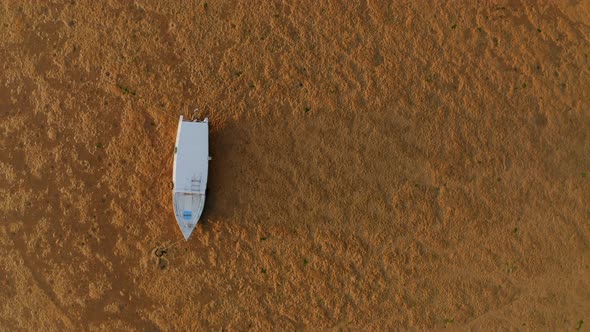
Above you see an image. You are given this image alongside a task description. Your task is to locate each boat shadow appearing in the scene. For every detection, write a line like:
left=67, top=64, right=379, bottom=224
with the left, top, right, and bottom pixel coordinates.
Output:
left=195, top=113, right=296, bottom=233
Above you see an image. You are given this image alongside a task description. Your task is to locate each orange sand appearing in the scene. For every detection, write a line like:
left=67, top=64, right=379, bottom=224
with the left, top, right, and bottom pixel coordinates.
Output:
left=1, top=1, right=590, bottom=330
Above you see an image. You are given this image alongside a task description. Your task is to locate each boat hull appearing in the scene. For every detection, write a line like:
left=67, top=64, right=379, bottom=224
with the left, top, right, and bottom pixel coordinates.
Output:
left=172, top=116, right=209, bottom=240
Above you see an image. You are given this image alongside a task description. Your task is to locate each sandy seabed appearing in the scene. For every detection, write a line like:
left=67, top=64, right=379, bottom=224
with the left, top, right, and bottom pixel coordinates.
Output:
left=1, top=1, right=590, bottom=330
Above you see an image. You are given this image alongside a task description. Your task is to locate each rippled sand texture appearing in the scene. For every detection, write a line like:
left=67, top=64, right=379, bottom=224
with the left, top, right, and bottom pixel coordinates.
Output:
left=1, top=1, right=590, bottom=330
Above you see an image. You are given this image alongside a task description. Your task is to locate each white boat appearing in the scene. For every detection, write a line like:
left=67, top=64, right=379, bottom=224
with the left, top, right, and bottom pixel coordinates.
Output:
left=172, top=115, right=210, bottom=240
